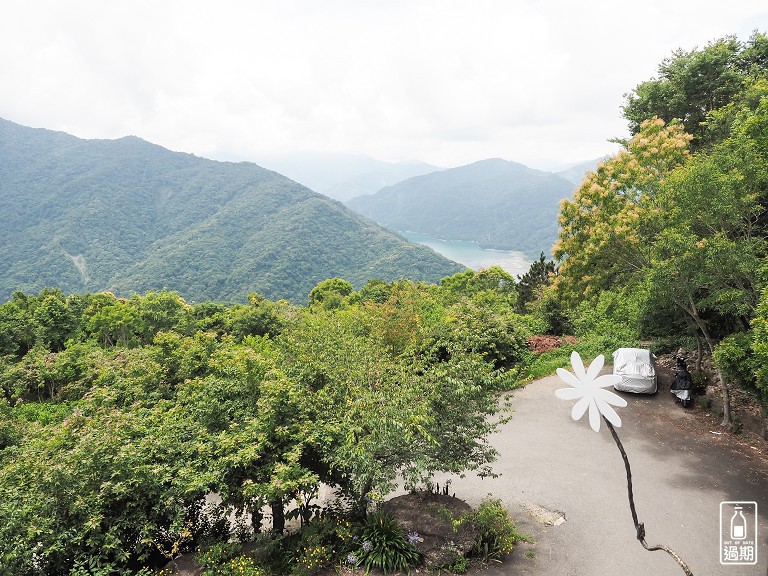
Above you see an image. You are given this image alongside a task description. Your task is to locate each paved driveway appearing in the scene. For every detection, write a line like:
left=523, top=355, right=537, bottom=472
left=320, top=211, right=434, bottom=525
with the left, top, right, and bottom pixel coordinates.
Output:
left=436, top=370, right=768, bottom=575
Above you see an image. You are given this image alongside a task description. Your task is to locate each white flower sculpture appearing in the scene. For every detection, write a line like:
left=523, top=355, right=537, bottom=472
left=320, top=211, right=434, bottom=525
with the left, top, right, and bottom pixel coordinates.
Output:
left=555, top=351, right=626, bottom=432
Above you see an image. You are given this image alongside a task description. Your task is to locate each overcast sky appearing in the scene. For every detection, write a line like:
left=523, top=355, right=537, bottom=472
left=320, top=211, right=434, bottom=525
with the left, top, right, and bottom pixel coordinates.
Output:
left=2, top=1, right=767, bottom=170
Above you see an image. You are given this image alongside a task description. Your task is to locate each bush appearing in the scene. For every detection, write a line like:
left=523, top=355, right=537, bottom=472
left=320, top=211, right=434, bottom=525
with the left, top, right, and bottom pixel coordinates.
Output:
left=196, top=541, right=243, bottom=569
left=196, top=542, right=270, bottom=576
left=518, top=335, right=624, bottom=382
left=571, top=287, right=642, bottom=344
left=202, top=555, right=266, bottom=576
left=715, top=332, right=766, bottom=406
left=714, top=332, right=756, bottom=389
left=283, top=514, right=358, bottom=575
left=436, top=541, right=469, bottom=574
left=354, top=512, right=421, bottom=574
left=455, top=498, right=526, bottom=562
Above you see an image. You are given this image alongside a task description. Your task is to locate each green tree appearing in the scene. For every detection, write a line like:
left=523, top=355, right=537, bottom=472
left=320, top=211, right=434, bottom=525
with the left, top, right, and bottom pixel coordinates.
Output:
left=132, top=290, right=193, bottom=342
left=31, top=289, right=77, bottom=351
left=308, top=278, right=354, bottom=310
left=226, top=293, right=284, bottom=340
left=0, top=397, right=220, bottom=574
left=644, top=105, right=768, bottom=424
left=748, top=287, right=768, bottom=408
left=437, top=267, right=516, bottom=306
left=84, top=298, right=145, bottom=347
left=556, top=102, right=768, bottom=426
left=623, top=33, right=768, bottom=148
left=278, top=302, right=512, bottom=505
left=554, top=117, right=692, bottom=303
left=516, top=253, right=556, bottom=313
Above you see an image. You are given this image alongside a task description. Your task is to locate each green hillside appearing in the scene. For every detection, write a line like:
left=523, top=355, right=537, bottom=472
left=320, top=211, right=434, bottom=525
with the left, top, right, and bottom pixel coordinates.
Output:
left=0, top=119, right=464, bottom=303
left=346, top=158, right=576, bottom=258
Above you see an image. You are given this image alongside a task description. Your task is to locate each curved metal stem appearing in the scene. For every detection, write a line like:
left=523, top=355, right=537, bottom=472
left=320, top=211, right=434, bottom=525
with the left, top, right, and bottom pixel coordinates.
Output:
left=603, top=416, right=694, bottom=576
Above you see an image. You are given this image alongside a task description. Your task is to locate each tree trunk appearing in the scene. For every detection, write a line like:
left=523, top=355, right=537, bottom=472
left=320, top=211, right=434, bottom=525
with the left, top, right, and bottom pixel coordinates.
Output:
left=271, top=501, right=285, bottom=534
left=694, top=332, right=703, bottom=372
left=682, top=313, right=703, bottom=372
left=355, top=476, right=374, bottom=519
left=684, top=296, right=732, bottom=427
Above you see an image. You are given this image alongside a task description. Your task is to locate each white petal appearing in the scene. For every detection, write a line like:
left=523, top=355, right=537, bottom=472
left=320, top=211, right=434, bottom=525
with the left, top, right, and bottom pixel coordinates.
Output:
left=588, top=399, right=601, bottom=432
left=555, top=387, right=585, bottom=400
left=570, top=351, right=586, bottom=380
left=571, top=396, right=590, bottom=421
left=556, top=368, right=584, bottom=389
left=596, top=399, right=622, bottom=428
left=585, top=354, right=604, bottom=382
left=592, top=374, right=622, bottom=388
left=594, top=387, right=628, bottom=407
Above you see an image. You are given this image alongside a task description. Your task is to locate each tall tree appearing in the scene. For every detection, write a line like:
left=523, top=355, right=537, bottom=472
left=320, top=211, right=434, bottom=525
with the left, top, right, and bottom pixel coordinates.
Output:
left=557, top=100, right=768, bottom=426
left=554, top=117, right=692, bottom=303
left=623, top=33, right=768, bottom=148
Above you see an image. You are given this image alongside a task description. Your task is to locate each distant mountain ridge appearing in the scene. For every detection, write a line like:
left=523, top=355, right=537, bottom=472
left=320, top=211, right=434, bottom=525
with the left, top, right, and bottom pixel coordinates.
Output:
left=251, top=152, right=441, bottom=201
left=346, top=158, right=577, bottom=258
left=0, top=118, right=463, bottom=303
left=556, top=157, right=606, bottom=185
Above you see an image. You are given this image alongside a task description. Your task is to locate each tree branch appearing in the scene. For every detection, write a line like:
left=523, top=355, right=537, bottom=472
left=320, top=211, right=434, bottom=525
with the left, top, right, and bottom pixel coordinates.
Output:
left=604, top=416, right=694, bottom=575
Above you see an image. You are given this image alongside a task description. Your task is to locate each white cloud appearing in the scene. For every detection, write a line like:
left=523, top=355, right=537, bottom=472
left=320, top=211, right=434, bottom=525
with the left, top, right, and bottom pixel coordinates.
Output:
left=1, top=0, right=767, bottom=168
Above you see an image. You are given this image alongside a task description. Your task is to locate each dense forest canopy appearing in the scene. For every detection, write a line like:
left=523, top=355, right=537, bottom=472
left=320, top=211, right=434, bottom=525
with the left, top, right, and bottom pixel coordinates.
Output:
left=0, top=271, right=544, bottom=574
left=0, top=118, right=463, bottom=304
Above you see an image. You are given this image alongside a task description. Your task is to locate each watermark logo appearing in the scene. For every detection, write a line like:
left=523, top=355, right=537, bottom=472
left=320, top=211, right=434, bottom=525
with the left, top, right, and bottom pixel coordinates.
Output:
left=720, top=501, right=758, bottom=566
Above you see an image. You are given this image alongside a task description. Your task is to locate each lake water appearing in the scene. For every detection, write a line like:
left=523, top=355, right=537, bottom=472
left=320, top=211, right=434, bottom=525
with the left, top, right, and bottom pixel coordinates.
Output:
left=403, top=232, right=532, bottom=278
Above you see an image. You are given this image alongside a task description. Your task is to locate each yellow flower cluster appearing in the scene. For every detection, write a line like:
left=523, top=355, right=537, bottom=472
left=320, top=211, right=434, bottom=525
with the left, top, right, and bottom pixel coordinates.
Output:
left=201, top=555, right=264, bottom=576
left=295, top=544, right=334, bottom=574
left=335, top=518, right=354, bottom=541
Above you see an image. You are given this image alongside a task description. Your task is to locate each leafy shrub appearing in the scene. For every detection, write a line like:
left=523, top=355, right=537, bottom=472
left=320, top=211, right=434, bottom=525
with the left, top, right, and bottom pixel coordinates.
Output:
left=455, top=498, right=526, bottom=561
left=436, top=541, right=469, bottom=574
left=448, top=553, right=469, bottom=574
left=285, top=514, right=358, bottom=575
left=714, top=332, right=758, bottom=392
left=354, top=512, right=421, bottom=574
left=196, top=541, right=243, bottom=569
left=424, top=299, right=529, bottom=369
left=518, top=335, right=621, bottom=382
left=202, top=555, right=266, bottom=576
left=751, top=289, right=768, bottom=410
left=196, top=542, right=269, bottom=576
left=571, top=287, right=643, bottom=345
left=12, top=401, right=72, bottom=426
left=292, top=543, right=334, bottom=574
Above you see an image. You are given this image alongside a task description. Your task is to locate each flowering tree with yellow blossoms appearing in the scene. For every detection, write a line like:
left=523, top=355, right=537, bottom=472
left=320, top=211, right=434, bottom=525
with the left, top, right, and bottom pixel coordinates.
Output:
left=553, top=117, right=692, bottom=304
left=555, top=101, right=768, bottom=427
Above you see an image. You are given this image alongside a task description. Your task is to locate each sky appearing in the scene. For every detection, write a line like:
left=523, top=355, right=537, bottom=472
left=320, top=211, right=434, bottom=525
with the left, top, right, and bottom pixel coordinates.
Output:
left=2, top=1, right=768, bottom=171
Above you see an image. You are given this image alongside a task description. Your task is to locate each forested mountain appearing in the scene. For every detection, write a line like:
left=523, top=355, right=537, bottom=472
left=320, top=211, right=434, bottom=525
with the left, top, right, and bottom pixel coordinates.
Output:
left=346, top=158, right=576, bottom=258
left=251, top=152, right=441, bottom=201
left=0, top=119, right=463, bottom=303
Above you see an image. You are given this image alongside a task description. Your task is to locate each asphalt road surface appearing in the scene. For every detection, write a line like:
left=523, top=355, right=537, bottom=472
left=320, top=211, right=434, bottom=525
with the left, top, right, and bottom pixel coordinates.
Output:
left=434, top=370, right=768, bottom=576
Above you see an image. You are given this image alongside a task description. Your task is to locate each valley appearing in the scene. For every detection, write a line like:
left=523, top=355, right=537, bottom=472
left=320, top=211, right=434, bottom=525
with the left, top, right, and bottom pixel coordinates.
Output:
left=402, top=232, right=532, bottom=278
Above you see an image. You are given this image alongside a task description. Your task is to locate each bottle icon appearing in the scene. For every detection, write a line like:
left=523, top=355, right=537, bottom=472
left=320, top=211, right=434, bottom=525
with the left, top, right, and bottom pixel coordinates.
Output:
left=730, top=506, right=747, bottom=540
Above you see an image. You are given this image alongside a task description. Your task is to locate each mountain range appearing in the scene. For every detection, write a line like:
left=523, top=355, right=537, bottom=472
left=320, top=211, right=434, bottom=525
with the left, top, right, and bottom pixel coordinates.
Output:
left=0, top=118, right=464, bottom=303
left=250, top=152, right=441, bottom=202
left=346, top=158, right=578, bottom=258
